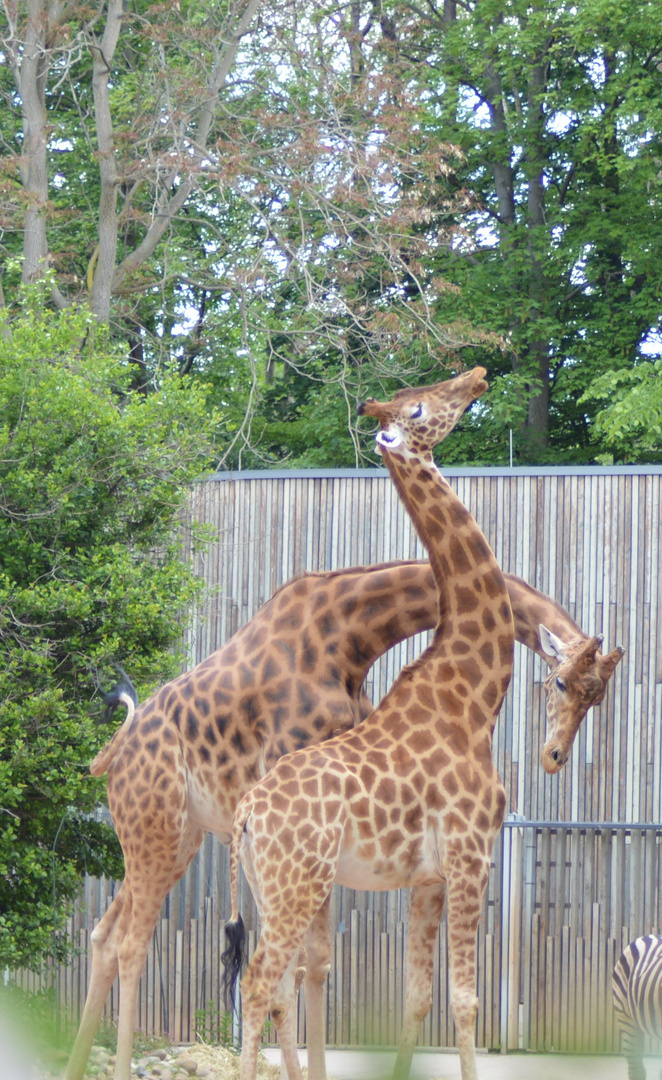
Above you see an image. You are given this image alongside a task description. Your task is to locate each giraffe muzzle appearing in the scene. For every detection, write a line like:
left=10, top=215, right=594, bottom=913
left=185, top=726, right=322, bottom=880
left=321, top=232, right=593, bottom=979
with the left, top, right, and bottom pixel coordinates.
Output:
left=376, top=427, right=403, bottom=450
left=541, top=744, right=568, bottom=774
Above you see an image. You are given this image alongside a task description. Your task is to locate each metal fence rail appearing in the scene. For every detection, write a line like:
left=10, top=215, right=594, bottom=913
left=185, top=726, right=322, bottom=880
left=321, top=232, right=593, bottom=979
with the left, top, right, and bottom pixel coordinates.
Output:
left=18, top=821, right=661, bottom=1054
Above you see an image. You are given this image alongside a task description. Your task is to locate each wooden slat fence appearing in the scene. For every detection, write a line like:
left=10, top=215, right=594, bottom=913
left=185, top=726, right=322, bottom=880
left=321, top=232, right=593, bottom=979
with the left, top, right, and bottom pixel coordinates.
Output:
left=182, top=466, right=662, bottom=823
left=14, top=466, right=662, bottom=1056
left=19, top=822, right=662, bottom=1054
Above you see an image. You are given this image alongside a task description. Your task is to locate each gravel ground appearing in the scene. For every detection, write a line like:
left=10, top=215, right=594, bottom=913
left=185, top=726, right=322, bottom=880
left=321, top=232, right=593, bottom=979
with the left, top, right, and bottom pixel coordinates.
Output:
left=3, top=1041, right=280, bottom=1080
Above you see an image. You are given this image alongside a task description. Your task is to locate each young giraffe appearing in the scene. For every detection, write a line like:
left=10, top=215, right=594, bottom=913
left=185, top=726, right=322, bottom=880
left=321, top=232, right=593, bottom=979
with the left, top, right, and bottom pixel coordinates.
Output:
left=65, top=498, right=623, bottom=1078
left=223, top=367, right=515, bottom=1080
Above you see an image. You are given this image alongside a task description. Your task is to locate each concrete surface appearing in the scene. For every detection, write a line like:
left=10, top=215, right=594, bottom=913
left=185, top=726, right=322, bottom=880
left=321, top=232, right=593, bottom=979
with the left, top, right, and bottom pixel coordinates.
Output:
left=261, top=1046, right=658, bottom=1079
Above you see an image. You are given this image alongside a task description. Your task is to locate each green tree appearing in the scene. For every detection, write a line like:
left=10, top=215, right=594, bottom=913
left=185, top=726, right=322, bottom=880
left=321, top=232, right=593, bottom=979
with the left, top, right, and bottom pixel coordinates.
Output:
left=189, top=1, right=502, bottom=468
left=579, top=358, right=662, bottom=463
left=0, top=291, right=220, bottom=970
left=388, top=0, right=662, bottom=463
left=3, top=0, right=660, bottom=467
left=0, top=0, right=492, bottom=465
left=202, top=0, right=662, bottom=467
left=0, top=0, right=263, bottom=321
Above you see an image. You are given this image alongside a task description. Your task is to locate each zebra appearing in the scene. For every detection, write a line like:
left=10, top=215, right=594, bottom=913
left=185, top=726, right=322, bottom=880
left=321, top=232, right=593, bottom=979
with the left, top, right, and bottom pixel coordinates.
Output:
left=613, top=934, right=662, bottom=1079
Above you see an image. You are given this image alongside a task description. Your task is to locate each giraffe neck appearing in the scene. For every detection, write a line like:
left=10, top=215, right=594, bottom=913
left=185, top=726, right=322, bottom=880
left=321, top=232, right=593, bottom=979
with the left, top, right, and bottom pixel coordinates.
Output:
left=327, top=560, right=590, bottom=666
left=374, top=445, right=513, bottom=739
left=507, top=574, right=587, bottom=657
left=319, top=561, right=439, bottom=689
left=382, top=448, right=506, bottom=628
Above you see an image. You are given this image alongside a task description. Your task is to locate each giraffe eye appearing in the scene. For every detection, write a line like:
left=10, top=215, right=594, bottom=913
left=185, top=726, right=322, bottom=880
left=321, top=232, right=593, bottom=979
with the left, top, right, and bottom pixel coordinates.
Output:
left=555, top=677, right=566, bottom=692
left=410, top=403, right=423, bottom=419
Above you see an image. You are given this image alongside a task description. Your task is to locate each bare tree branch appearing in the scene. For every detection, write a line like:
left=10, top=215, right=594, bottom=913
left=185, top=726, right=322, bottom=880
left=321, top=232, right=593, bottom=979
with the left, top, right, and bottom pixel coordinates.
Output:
left=110, top=0, right=264, bottom=300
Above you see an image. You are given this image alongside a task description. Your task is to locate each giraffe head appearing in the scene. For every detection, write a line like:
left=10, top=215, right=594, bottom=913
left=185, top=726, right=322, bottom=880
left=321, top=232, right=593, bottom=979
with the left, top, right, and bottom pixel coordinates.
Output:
left=539, top=625, right=625, bottom=774
left=357, top=367, right=488, bottom=454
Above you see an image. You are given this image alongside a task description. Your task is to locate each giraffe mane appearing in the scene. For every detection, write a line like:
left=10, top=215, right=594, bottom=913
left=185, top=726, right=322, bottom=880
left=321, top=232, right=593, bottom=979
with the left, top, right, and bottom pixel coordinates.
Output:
left=508, top=574, right=586, bottom=642
left=268, top=559, right=428, bottom=597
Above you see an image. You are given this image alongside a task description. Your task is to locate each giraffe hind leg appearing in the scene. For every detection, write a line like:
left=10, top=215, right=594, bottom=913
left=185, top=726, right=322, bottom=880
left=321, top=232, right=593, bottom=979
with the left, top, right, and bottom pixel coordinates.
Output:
left=270, top=953, right=305, bottom=1080
left=300, top=896, right=332, bottom=1080
left=111, top=826, right=204, bottom=1080
left=239, top=936, right=307, bottom=1080
left=239, top=891, right=334, bottom=1080
left=112, top=887, right=173, bottom=1080
left=64, top=886, right=126, bottom=1080
left=239, top=938, right=304, bottom=1080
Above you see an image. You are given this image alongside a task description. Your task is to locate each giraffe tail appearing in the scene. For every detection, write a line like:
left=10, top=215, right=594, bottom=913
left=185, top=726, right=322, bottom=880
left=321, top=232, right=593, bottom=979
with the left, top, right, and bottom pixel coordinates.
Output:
left=221, top=912, right=246, bottom=1010
left=90, top=671, right=139, bottom=777
left=221, top=797, right=252, bottom=1009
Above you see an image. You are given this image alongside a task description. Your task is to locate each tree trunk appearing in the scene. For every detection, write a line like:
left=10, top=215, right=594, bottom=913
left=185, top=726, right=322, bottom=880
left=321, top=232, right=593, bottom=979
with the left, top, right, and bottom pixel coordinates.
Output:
left=110, top=0, right=264, bottom=303
left=521, top=51, right=550, bottom=458
left=18, top=0, right=50, bottom=283
left=89, top=0, right=124, bottom=322
left=486, top=65, right=515, bottom=227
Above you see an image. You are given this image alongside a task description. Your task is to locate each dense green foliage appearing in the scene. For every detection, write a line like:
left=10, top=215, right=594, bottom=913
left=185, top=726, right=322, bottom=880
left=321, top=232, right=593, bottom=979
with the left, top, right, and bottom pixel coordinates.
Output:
left=0, top=295, right=219, bottom=969
left=1, top=0, right=658, bottom=466
left=405, top=0, right=662, bottom=463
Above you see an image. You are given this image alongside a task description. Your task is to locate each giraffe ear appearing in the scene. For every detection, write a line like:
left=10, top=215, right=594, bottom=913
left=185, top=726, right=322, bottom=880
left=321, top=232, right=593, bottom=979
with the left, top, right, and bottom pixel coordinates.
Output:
left=539, top=624, right=567, bottom=662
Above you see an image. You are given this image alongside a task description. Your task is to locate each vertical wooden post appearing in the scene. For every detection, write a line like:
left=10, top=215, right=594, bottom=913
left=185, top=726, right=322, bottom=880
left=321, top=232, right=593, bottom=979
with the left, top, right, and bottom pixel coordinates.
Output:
left=500, top=818, right=524, bottom=1051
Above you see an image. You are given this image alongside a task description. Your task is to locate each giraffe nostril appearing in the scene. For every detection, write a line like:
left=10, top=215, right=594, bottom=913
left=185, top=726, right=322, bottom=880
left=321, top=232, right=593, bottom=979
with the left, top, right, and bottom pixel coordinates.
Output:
left=550, top=748, right=563, bottom=764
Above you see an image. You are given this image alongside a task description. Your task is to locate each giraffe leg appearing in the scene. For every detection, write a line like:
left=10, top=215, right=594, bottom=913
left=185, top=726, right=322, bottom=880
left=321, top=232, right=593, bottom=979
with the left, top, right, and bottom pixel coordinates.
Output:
left=301, top=895, right=332, bottom=1080
left=391, top=883, right=447, bottom=1080
left=238, top=878, right=335, bottom=1080
left=276, top=954, right=304, bottom=1080
left=64, top=885, right=126, bottom=1080
left=243, top=863, right=319, bottom=1080
left=111, top=827, right=203, bottom=1080
left=234, top=846, right=301, bottom=1080
left=111, top=887, right=171, bottom=1080
left=445, top=862, right=490, bottom=1080
left=277, top=951, right=306, bottom=1080
left=271, top=953, right=305, bottom=1080
left=239, top=933, right=306, bottom=1080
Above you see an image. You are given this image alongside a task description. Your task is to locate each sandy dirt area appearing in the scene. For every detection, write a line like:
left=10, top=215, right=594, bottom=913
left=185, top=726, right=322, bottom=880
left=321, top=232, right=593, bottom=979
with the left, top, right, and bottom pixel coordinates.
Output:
left=260, top=1046, right=653, bottom=1080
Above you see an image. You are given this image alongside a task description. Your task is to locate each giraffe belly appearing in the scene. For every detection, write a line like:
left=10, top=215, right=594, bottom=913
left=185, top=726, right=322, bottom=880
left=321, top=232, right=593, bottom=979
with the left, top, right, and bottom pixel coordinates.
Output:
left=186, top=780, right=232, bottom=845
left=334, top=834, right=443, bottom=892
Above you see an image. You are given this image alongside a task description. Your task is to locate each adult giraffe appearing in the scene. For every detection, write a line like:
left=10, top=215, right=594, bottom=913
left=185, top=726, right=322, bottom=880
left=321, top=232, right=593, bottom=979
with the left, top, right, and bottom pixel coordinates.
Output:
left=223, top=367, right=517, bottom=1080
left=66, top=388, right=623, bottom=1080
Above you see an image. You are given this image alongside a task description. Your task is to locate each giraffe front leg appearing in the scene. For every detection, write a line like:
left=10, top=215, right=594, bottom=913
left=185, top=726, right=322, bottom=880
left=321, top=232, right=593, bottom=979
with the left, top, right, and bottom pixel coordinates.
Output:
left=445, top=861, right=490, bottom=1080
left=391, top=882, right=447, bottom=1080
